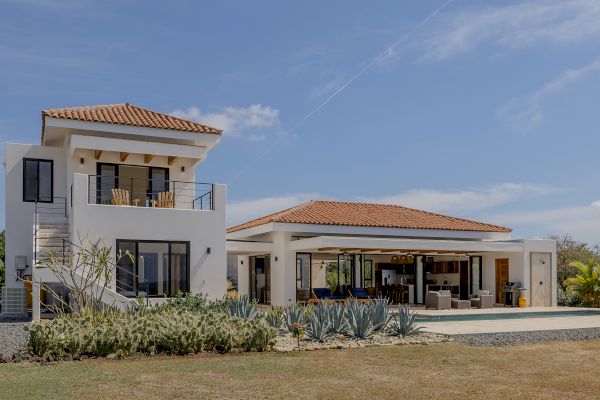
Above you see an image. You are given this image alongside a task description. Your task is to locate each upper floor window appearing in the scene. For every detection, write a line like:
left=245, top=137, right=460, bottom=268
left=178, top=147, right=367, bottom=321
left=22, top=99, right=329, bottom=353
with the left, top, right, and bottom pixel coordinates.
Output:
left=23, top=158, right=53, bottom=202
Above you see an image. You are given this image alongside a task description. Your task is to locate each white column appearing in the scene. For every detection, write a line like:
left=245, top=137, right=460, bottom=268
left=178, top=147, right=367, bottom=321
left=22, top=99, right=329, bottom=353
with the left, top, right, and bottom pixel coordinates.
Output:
left=271, top=232, right=296, bottom=306
left=237, top=256, right=249, bottom=297
left=31, top=274, right=41, bottom=321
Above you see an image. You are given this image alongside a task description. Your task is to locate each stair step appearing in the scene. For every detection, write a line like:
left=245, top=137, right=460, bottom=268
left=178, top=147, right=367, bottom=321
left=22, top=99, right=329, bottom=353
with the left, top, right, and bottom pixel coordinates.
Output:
left=36, top=232, right=70, bottom=238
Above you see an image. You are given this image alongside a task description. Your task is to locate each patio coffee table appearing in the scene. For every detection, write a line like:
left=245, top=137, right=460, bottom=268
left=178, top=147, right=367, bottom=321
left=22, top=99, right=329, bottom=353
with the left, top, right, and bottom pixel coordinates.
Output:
left=451, top=299, right=471, bottom=309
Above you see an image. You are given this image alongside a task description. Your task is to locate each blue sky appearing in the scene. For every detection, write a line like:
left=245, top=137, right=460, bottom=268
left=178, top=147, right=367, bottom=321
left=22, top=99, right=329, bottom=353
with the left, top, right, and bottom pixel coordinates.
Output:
left=1, top=0, right=600, bottom=243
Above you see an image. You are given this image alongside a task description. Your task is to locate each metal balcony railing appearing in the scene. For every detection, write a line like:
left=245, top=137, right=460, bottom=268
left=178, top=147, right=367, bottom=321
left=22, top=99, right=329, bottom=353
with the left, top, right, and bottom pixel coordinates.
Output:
left=87, top=175, right=214, bottom=211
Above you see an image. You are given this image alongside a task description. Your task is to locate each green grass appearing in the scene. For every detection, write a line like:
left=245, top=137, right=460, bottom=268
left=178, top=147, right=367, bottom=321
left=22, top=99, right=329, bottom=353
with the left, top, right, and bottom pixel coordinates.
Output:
left=2, top=341, right=600, bottom=399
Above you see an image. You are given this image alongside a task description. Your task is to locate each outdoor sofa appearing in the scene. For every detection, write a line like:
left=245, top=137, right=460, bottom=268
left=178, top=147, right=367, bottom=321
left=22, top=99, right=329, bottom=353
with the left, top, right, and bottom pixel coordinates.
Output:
left=425, top=290, right=452, bottom=310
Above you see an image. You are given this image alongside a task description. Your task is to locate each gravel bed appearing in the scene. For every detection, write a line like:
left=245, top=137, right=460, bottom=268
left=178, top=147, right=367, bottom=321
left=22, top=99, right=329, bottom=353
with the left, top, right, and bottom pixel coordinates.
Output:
left=0, top=317, right=30, bottom=362
left=452, top=328, right=600, bottom=347
left=274, top=332, right=449, bottom=352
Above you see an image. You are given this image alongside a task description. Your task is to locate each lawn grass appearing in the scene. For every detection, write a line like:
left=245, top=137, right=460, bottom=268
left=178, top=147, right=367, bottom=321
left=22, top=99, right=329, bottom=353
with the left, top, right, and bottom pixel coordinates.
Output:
left=1, top=340, right=600, bottom=399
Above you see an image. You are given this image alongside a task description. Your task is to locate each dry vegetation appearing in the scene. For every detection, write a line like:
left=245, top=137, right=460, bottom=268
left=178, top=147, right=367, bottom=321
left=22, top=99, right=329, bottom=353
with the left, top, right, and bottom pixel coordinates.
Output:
left=2, top=340, right=600, bottom=399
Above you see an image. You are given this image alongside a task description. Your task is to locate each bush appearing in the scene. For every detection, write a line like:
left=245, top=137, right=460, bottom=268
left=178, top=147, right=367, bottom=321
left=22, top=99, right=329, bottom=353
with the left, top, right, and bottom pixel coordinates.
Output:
left=389, top=304, right=422, bottom=337
left=27, top=299, right=276, bottom=360
left=558, top=287, right=582, bottom=307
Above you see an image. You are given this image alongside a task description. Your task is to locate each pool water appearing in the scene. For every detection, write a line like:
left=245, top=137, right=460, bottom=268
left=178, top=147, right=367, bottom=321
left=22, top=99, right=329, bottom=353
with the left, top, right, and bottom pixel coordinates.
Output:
left=416, top=310, right=600, bottom=323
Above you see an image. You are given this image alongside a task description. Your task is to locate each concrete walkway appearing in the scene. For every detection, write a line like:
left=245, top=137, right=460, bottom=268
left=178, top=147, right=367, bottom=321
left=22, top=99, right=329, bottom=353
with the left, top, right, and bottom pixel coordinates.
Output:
left=418, top=307, right=600, bottom=335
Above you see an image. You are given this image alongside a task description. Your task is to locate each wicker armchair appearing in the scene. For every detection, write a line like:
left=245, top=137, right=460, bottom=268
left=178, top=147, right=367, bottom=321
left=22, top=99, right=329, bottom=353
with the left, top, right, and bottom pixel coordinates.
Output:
left=425, top=290, right=452, bottom=310
left=470, top=290, right=494, bottom=309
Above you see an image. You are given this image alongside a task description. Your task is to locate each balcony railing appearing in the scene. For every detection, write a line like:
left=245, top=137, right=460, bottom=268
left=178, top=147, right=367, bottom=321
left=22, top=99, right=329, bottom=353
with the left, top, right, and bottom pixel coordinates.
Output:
left=87, top=175, right=213, bottom=210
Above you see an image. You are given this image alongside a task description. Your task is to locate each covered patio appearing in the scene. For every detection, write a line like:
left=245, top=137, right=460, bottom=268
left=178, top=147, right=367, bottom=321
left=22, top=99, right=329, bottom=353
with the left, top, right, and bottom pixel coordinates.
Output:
left=226, top=200, right=557, bottom=309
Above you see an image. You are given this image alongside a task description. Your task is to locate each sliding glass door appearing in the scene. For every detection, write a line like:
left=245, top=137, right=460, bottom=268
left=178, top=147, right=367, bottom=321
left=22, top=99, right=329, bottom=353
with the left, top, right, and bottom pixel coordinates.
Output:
left=96, top=163, right=169, bottom=206
left=249, top=255, right=271, bottom=304
left=116, top=240, right=189, bottom=297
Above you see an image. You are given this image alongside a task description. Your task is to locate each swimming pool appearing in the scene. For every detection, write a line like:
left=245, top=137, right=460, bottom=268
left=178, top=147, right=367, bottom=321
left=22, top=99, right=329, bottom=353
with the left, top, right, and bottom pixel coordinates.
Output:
left=416, top=310, right=600, bottom=323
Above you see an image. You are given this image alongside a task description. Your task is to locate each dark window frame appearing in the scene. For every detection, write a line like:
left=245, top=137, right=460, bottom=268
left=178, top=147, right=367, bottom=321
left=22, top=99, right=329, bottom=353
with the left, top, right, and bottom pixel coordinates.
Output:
left=22, top=158, right=54, bottom=203
left=115, top=239, right=190, bottom=297
left=296, top=252, right=312, bottom=292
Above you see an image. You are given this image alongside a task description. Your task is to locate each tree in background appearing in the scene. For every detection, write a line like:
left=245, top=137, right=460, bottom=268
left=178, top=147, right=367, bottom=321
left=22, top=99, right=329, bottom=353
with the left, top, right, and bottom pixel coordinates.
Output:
left=0, top=230, right=4, bottom=288
left=550, top=234, right=600, bottom=287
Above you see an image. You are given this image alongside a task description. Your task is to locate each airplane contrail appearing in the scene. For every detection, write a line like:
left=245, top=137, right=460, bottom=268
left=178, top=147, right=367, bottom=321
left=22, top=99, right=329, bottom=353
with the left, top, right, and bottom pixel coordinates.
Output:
left=229, top=0, right=454, bottom=184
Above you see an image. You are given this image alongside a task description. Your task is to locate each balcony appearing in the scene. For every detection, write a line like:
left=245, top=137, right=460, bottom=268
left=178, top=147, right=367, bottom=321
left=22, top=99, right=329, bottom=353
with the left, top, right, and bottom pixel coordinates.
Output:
left=87, top=175, right=213, bottom=211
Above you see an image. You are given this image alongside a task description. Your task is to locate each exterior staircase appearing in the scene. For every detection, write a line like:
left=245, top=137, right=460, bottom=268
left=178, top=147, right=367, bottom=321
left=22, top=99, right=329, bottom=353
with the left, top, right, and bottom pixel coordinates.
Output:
left=34, top=220, right=70, bottom=264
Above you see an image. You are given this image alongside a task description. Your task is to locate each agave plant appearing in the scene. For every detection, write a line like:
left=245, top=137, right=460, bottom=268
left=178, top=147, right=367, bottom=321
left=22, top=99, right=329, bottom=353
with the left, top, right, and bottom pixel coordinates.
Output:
left=284, top=304, right=307, bottom=332
left=371, top=297, right=391, bottom=331
left=327, top=302, right=347, bottom=334
left=312, top=302, right=331, bottom=323
left=228, top=295, right=258, bottom=320
left=305, top=312, right=335, bottom=342
left=346, top=301, right=376, bottom=339
left=389, top=304, right=423, bottom=337
left=264, top=307, right=284, bottom=330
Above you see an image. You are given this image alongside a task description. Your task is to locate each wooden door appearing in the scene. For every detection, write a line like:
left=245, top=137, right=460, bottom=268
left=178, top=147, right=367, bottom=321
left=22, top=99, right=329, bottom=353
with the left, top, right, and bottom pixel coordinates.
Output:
left=531, top=253, right=551, bottom=307
left=495, top=258, right=509, bottom=304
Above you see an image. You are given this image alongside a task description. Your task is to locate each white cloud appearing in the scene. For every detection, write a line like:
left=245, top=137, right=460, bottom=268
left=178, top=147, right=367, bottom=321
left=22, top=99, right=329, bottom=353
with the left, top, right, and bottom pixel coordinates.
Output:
left=420, top=0, right=600, bottom=61
left=227, top=193, right=317, bottom=226
left=357, top=183, right=555, bottom=213
left=498, top=58, right=600, bottom=131
left=228, top=182, right=555, bottom=225
left=488, top=203, right=600, bottom=244
left=171, top=104, right=280, bottom=140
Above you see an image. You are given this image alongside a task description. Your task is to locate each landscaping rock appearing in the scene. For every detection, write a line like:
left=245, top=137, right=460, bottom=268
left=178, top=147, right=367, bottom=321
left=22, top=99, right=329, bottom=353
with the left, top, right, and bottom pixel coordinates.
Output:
left=0, top=321, right=29, bottom=361
left=453, top=327, right=600, bottom=347
left=273, top=331, right=448, bottom=352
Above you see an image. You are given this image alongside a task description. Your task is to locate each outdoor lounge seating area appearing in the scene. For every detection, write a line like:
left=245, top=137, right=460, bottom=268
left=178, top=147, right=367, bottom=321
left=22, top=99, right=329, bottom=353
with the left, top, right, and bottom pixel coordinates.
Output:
left=424, top=290, right=495, bottom=310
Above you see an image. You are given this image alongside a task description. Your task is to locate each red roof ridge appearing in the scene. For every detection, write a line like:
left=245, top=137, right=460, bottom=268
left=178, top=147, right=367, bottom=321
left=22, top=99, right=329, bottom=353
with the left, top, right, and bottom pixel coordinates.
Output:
left=41, top=103, right=222, bottom=137
left=227, top=199, right=512, bottom=234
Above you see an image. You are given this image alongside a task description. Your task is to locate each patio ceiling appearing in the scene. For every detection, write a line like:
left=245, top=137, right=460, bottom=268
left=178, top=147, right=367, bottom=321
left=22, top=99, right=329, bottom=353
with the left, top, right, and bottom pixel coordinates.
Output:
left=289, top=236, right=524, bottom=254
left=69, top=134, right=207, bottom=165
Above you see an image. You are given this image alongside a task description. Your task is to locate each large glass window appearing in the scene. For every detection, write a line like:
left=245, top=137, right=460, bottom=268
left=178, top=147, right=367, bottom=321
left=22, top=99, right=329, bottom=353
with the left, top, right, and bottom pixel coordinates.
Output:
left=249, top=256, right=270, bottom=304
left=363, top=260, right=373, bottom=288
left=296, top=253, right=311, bottom=301
left=116, top=240, right=189, bottom=297
left=23, top=158, right=53, bottom=202
left=470, top=256, right=482, bottom=295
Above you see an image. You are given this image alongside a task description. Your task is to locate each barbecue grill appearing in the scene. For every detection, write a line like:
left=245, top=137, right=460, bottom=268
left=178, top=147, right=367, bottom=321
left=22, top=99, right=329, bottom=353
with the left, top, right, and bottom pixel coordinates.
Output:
left=502, top=282, right=523, bottom=307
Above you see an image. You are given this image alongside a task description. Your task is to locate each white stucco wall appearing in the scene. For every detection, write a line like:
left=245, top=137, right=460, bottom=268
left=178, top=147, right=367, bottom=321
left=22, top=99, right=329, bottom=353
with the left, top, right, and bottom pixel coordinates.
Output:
left=4, top=143, right=67, bottom=289
left=70, top=173, right=226, bottom=299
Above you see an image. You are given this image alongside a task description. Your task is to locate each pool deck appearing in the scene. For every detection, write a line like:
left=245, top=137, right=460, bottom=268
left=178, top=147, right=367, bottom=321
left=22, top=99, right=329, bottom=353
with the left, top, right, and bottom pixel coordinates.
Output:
left=416, top=306, right=600, bottom=335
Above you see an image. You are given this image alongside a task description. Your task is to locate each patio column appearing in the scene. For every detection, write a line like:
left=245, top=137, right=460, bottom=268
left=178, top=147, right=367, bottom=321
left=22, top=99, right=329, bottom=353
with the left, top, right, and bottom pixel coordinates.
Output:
left=271, top=232, right=296, bottom=306
left=237, top=256, right=249, bottom=297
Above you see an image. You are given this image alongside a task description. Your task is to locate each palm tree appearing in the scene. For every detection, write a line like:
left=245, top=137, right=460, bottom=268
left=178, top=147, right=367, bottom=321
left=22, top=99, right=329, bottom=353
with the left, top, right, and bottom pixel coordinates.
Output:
left=563, top=259, right=600, bottom=307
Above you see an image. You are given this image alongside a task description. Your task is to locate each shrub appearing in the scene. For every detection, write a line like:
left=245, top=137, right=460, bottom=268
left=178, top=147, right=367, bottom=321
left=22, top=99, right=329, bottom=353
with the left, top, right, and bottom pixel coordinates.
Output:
left=264, top=307, right=284, bottom=331
left=389, top=304, right=422, bottom=337
left=228, top=295, right=258, bottom=320
left=557, top=287, right=583, bottom=307
left=563, top=260, right=600, bottom=307
left=283, top=304, right=307, bottom=332
left=371, top=297, right=391, bottom=331
left=327, top=302, right=347, bottom=334
left=346, top=301, right=377, bottom=339
left=305, top=312, right=335, bottom=342
left=27, top=302, right=276, bottom=359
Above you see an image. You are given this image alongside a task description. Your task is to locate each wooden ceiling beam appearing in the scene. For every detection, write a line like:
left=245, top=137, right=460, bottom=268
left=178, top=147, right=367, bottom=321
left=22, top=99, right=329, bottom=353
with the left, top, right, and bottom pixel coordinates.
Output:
left=120, top=152, right=129, bottom=162
left=168, top=156, right=178, bottom=165
left=317, top=247, right=338, bottom=252
left=144, top=154, right=154, bottom=164
left=94, top=150, right=102, bottom=160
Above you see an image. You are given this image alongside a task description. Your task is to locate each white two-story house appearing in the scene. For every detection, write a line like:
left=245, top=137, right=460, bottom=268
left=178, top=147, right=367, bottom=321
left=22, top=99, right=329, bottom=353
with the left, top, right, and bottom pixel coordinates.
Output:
left=2, top=103, right=226, bottom=318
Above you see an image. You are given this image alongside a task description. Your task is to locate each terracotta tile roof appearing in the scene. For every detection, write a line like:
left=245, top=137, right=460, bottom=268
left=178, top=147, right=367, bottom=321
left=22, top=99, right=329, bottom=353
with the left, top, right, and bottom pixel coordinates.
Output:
left=42, top=103, right=222, bottom=135
left=227, top=200, right=512, bottom=234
